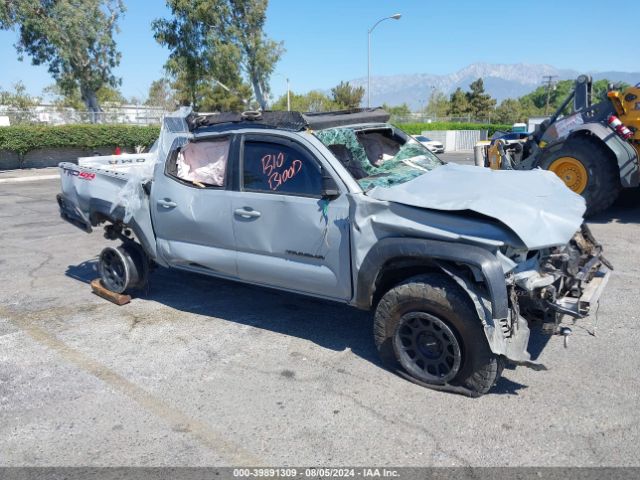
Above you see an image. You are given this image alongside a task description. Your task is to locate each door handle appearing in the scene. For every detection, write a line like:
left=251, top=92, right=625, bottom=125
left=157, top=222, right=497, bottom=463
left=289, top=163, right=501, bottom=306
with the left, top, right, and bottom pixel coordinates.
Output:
left=157, top=199, right=177, bottom=208
left=234, top=207, right=261, bottom=219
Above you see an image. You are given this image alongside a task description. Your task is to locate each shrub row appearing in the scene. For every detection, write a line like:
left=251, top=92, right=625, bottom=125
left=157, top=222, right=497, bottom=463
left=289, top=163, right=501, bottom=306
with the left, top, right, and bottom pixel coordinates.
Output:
left=395, top=122, right=511, bottom=136
left=0, top=124, right=161, bottom=156
left=0, top=122, right=511, bottom=157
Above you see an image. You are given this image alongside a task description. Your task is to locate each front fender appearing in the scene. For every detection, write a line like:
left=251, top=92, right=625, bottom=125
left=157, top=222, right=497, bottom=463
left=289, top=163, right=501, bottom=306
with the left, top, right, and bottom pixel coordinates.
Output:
left=353, top=237, right=540, bottom=367
left=353, top=237, right=508, bottom=321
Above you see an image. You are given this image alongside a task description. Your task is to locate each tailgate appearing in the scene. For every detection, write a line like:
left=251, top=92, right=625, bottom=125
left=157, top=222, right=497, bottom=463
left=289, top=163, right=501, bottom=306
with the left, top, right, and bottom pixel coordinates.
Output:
left=57, top=162, right=131, bottom=232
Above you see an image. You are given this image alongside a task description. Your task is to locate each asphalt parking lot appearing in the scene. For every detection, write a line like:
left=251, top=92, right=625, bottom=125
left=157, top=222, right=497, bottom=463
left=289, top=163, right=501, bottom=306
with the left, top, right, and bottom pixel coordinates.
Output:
left=1, top=165, right=639, bottom=467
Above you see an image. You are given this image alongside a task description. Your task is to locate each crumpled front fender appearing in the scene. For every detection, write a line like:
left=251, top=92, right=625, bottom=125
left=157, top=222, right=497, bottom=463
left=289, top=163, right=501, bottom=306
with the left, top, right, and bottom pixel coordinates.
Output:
left=438, top=264, right=544, bottom=369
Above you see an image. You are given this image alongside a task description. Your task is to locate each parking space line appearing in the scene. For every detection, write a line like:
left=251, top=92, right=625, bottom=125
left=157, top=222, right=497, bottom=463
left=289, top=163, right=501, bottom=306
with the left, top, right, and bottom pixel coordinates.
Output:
left=0, top=174, right=60, bottom=183
left=10, top=314, right=262, bottom=466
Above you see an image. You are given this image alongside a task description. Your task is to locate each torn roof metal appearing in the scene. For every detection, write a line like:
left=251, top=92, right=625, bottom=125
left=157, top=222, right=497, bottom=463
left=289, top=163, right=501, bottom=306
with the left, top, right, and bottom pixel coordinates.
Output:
left=187, top=110, right=308, bottom=132
left=184, top=108, right=391, bottom=133
left=303, top=108, right=390, bottom=130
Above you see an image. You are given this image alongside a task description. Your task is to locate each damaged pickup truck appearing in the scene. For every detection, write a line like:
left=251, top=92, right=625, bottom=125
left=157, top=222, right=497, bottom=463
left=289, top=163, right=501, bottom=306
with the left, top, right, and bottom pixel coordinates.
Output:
left=57, top=108, right=611, bottom=396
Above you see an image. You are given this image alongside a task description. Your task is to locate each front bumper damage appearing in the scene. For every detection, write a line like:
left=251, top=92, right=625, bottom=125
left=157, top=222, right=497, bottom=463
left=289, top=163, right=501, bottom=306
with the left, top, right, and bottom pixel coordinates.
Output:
left=453, top=224, right=612, bottom=374
left=552, top=268, right=610, bottom=321
left=506, top=224, right=612, bottom=362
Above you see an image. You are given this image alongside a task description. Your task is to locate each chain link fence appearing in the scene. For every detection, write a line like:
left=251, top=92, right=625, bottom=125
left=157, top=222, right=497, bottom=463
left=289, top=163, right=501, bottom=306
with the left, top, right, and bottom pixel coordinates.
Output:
left=0, top=105, right=166, bottom=126
left=391, top=113, right=497, bottom=124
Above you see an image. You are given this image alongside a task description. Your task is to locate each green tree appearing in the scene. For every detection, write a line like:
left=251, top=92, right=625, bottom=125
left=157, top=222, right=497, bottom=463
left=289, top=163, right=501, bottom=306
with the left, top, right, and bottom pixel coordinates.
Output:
left=448, top=87, right=471, bottom=117
left=44, top=84, right=84, bottom=110
left=466, top=78, right=496, bottom=119
left=96, top=86, right=127, bottom=105
left=153, top=0, right=281, bottom=111
left=519, top=78, right=631, bottom=116
left=45, top=84, right=126, bottom=110
left=226, top=0, right=284, bottom=110
left=519, top=79, right=573, bottom=112
left=153, top=0, right=231, bottom=109
left=424, top=89, right=450, bottom=118
left=0, top=0, right=125, bottom=120
left=331, top=81, right=365, bottom=109
left=145, top=79, right=178, bottom=110
left=592, top=79, right=629, bottom=104
left=494, top=98, right=525, bottom=124
left=271, top=90, right=338, bottom=113
left=382, top=103, right=411, bottom=117
left=0, top=81, right=40, bottom=109
left=201, top=82, right=254, bottom=111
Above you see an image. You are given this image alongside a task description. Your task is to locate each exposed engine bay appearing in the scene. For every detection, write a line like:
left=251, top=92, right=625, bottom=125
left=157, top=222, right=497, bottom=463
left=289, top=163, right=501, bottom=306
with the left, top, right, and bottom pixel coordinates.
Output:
left=508, top=224, right=612, bottom=334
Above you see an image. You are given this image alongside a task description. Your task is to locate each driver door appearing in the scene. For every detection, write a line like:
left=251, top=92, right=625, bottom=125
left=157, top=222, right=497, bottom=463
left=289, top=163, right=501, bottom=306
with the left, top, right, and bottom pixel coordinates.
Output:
left=229, top=133, right=352, bottom=300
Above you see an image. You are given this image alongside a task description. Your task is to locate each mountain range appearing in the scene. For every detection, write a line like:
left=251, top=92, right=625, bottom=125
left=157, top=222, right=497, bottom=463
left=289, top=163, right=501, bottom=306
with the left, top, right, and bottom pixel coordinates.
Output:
left=349, top=63, right=640, bottom=109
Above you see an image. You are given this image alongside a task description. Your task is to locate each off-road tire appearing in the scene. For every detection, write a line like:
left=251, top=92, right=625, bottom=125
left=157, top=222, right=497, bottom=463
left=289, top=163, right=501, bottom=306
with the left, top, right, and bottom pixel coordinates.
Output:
left=539, top=138, right=621, bottom=216
left=374, top=274, right=502, bottom=396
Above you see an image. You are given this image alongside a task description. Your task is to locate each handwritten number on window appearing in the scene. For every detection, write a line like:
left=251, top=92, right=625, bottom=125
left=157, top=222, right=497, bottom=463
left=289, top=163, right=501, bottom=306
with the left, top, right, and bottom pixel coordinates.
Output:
left=261, top=152, right=284, bottom=176
left=261, top=152, right=303, bottom=191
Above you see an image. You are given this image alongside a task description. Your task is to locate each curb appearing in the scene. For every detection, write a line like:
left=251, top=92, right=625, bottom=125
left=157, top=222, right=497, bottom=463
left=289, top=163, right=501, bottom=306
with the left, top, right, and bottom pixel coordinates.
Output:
left=0, top=174, right=60, bottom=184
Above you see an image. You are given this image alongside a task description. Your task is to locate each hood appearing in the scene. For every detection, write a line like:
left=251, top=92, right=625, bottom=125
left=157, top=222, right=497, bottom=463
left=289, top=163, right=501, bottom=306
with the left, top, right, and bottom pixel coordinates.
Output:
left=367, top=163, right=586, bottom=250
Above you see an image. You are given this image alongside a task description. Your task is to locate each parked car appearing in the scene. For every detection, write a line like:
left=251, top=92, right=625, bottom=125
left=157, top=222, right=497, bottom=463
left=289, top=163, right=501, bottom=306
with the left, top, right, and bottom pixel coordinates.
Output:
left=414, top=135, right=445, bottom=154
left=490, top=131, right=530, bottom=145
left=57, top=108, right=610, bottom=396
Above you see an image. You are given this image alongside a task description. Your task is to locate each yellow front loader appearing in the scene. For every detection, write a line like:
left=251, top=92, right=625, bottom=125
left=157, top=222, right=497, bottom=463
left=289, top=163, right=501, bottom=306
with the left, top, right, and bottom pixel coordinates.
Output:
left=483, top=76, right=639, bottom=216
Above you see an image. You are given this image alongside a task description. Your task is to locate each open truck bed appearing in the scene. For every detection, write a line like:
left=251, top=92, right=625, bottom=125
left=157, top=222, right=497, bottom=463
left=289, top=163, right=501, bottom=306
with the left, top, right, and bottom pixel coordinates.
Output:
left=57, top=160, right=157, bottom=258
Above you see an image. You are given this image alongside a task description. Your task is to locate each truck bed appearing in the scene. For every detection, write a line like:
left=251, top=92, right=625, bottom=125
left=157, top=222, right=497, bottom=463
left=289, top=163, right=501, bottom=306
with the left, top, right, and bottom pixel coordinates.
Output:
left=58, top=162, right=134, bottom=231
left=57, top=161, right=157, bottom=259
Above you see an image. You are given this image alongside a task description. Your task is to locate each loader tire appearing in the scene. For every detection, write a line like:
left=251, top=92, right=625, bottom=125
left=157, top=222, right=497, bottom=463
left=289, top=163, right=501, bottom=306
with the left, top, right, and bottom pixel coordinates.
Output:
left=539, top=139, right=620, bottom=216
left=374, top=274, right=503, bottom=397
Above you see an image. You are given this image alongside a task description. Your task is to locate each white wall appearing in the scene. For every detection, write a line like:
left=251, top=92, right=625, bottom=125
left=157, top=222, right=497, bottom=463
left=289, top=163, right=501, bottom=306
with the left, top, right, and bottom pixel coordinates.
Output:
left=421, top=130, right=486, bottom=152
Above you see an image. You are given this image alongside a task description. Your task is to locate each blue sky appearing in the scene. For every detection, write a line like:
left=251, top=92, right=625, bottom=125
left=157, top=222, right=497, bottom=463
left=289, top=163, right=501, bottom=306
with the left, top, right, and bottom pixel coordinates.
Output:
left=1, top=0, right=638, bottom=101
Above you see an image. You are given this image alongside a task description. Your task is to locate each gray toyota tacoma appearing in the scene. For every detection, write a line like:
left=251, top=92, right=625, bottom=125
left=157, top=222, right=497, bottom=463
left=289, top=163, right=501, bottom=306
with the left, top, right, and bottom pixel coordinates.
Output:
left=57, top=108, right=611, bottom=396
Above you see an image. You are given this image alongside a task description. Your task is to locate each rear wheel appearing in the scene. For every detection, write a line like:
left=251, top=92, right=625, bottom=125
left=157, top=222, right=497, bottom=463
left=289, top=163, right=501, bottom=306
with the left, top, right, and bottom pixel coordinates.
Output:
left=539, top=139, right=620, bottom=216
left=374, top=274, right=503, bottom=396
left=98, top=243, right=147, bottom=294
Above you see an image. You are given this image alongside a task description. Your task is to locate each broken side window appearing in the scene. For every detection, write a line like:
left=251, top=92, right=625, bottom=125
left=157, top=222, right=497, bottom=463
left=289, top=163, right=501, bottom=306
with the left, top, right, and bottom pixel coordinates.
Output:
left=173, top=138, right=230, bottom=187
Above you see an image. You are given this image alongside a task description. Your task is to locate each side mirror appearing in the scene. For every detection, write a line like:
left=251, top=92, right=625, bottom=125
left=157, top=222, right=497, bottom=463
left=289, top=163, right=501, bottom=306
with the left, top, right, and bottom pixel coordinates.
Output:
left=321, top=169, right=340, bottom=200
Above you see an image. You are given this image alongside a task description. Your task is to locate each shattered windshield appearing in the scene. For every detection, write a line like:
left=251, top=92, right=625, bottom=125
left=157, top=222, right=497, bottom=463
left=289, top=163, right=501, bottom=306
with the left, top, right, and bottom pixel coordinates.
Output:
left=314, top=125, right=444, bottom=191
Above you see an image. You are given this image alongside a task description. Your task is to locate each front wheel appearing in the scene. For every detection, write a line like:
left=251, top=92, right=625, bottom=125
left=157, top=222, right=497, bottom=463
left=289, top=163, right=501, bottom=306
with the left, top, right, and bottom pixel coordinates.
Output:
left=374, top=274, right=503, bottom=396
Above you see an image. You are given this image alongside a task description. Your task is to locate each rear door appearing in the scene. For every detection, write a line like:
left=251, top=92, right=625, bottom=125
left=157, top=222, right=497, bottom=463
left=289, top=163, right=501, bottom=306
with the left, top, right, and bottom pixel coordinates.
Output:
left=150, top=135, right=238, bottom=278
left=230, top=133, right=352, bottom=300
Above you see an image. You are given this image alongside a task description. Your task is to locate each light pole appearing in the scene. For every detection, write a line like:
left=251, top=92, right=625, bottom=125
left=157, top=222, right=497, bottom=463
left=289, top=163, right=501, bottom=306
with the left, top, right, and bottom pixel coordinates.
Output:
left=367, top=13, right=401, bottom=108
left=273, top=73, right=291, bottom=111
left=284, top=77, right=291, bottom=111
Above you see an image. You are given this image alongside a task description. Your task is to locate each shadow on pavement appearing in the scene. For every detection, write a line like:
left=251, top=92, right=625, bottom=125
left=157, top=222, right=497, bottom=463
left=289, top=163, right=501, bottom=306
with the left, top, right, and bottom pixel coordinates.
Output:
left=65, top=258, right=99, bottom=285
left=527, top=324, right=553, bottom=361
left=491, top=376, right=528, bottom=396
left=127, top=265, right=379, bottom=363
left=588, top=187, right=640, bottom=224
left=66, top=261, right=537, bottom=395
